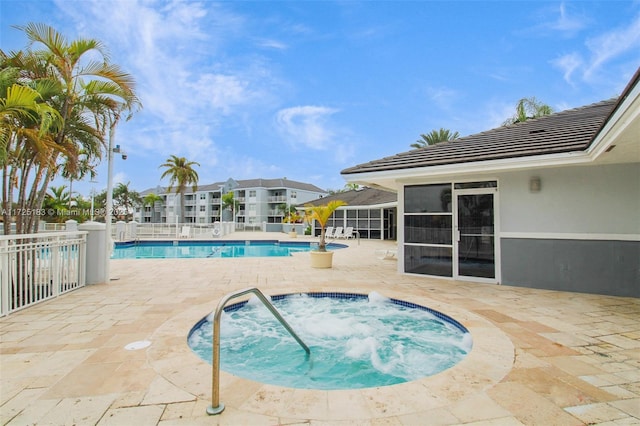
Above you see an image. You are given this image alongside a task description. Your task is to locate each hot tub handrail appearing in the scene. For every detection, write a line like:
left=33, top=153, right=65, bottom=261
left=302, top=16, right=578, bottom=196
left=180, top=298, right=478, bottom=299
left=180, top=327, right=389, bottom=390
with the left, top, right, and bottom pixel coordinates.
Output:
left=207, top=287, right=310, bottom=415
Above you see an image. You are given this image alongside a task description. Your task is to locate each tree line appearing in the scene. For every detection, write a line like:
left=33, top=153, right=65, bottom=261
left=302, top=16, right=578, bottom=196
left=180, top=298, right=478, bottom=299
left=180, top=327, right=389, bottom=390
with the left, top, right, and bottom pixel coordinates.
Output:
left=1, top=23, right=140, bottom=234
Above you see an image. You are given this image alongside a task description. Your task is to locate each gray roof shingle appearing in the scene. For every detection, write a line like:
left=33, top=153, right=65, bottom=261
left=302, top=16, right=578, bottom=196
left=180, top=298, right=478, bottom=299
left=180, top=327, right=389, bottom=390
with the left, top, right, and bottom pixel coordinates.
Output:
left=341, top=98, right=618, bottom=175
left=303, top=187, right=397, bottom=207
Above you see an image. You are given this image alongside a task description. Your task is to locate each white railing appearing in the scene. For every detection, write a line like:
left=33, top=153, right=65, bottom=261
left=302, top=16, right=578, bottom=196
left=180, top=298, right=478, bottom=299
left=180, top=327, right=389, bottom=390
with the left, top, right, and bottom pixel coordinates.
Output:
left=0, top=231, right=87, bottom=317
left=41, top=223, right=67, bottom=232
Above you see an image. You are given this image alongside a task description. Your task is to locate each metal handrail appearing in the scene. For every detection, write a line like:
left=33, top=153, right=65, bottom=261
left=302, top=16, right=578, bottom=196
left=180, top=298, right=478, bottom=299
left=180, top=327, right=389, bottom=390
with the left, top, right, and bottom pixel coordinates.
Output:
left=207, top=287, right=310, bottom=415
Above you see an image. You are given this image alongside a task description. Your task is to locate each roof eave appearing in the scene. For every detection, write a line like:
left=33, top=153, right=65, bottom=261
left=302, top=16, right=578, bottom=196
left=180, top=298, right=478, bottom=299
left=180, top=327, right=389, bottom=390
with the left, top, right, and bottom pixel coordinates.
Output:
left=344, top=150, right=595, bottom=189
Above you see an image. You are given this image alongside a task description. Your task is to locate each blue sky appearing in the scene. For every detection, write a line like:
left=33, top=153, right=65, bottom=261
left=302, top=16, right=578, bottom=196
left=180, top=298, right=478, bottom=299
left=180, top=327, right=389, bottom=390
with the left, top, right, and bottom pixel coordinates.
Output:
left=2, top=1, right=639, bottom=197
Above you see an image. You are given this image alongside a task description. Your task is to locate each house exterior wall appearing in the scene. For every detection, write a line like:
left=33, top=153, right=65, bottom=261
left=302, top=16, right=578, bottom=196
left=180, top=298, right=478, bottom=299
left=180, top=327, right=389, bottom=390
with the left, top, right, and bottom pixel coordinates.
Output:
left=496, top=162, right=639, bottom=297
left=396, top=162, right=639, bottom=297
left=498, top=162, right=639, bottom=235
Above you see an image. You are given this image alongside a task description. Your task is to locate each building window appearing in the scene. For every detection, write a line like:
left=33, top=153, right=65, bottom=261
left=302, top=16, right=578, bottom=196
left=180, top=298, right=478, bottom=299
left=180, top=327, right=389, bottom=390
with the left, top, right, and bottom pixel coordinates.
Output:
left=200, top=205, right=206, bottom=212
left=200, top=193, right=206, bottom=199
left=249, top=190, right=256, bottom=198
left=291, top=191, right=297, bottom=199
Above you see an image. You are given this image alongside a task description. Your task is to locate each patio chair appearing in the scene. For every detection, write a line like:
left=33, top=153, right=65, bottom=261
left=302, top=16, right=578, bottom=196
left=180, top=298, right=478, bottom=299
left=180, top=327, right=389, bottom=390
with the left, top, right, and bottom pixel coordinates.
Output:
left=375, top=249, right=397, bottom=260
left=341, top=227, right=355, bottom=239
left=324, top=226, right=335, bottom=238
left=333, top=227, right=344, bottom=238
left=179, top=226, right=191, bottom=238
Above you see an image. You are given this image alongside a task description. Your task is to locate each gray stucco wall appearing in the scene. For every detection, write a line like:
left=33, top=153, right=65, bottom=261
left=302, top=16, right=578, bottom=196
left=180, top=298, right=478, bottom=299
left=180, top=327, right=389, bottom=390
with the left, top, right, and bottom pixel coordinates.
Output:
left=499, top=163, right=639, bottom=235
left=501, top=238, right=639, bottom=297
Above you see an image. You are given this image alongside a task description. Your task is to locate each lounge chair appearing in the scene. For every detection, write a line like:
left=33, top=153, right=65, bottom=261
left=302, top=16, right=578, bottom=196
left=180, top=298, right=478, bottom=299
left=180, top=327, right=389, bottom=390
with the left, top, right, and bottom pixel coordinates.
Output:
left=341, top=227, right=355, bottom=239
left=333, top=227, right=344, bottom=238
left=324, top=226, right=335, bottom=238
left=375, top=249, right=397, bottom=260
left=179, top=226, right=191, bottom=238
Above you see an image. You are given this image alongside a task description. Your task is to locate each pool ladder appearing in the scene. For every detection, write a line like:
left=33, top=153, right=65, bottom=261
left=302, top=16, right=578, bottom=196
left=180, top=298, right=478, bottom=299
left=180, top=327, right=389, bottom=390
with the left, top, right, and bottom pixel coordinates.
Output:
left=207, top=287, right=310, bottom=415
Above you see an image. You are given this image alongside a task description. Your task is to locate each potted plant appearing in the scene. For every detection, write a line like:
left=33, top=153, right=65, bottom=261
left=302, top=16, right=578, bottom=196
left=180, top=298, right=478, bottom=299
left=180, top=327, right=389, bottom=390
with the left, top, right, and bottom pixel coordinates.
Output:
left=284, top=211, right=303, bottom=237
left=305, top=200, right=347, bottom=268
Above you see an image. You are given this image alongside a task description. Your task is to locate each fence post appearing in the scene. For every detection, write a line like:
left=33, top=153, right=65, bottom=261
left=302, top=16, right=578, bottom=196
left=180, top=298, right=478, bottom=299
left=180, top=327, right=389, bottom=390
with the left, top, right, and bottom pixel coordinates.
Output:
left=78, top=221, right=107, bottom=285
left=0, top=239, right=9, bottom=316
left=51, top=236, right=61, bottom=297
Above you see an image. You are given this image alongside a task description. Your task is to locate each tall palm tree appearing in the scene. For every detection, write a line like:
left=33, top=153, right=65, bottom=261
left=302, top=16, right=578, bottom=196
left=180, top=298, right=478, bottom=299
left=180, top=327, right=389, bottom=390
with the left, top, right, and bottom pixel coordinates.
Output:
left=0, top=62, right=64, bottom=234
left=159, top=155, right=200, bottom=223
left=411, top=128, right=460, bottom=149
left=1, top=23, right=140, bottom=234
left=503, top=97, right=553, bottom=126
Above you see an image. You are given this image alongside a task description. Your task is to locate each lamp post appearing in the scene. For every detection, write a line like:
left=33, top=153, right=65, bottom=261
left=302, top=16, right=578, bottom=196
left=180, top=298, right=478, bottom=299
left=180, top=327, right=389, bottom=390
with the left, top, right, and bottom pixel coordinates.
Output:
left=90, top=180, right=98, bottom=221
left=105, top=117, right=126, bottom=283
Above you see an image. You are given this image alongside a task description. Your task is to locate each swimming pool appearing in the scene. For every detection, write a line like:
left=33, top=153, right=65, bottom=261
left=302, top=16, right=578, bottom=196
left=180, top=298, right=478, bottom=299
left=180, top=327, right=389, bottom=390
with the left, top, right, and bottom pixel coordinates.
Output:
left=188, top=292, right=472, bottom=390
left=112, top=240, right=345, bottom=259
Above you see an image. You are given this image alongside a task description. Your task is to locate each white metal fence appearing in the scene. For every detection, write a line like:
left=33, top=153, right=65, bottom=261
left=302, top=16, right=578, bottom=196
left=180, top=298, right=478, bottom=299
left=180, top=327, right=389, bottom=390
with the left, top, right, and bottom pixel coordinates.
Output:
left=110, top=222, right=264, bottom=241
left=0, top=231, right=87, bottom=317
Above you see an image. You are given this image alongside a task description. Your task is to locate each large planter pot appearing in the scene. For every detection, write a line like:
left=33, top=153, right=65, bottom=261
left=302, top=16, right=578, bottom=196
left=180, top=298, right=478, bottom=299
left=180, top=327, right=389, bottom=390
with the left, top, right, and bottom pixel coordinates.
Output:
left=288, top=231, right=297, bottom=238
left=310, top=250, right=334, bottom=269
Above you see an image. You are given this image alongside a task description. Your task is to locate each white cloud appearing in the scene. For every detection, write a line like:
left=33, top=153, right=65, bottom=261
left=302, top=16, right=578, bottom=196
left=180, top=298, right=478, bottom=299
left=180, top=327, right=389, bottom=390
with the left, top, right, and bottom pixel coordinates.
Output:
left=522, top=2, right=588, bottom=38
left=548, top=2, right=587, bottom=34
left=53, top=0, right=280, bottom=166
left=275, top=106, right=340, bottom=149
left=552, top=13, right=640, bottom=85
left=584, top=14, right=640, bottom=79
left=551, top=52, right=583, bottom=85
left=112, top=171, right=128, bottom=185
left=426, top=86, right=459, bottom=111
left=256, top=38, right=288, bottom=50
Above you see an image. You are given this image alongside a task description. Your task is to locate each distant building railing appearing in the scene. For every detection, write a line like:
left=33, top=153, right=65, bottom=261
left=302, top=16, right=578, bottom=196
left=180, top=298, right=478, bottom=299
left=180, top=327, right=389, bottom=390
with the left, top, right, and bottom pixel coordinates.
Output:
left=0, top=231, right=87, bottom=317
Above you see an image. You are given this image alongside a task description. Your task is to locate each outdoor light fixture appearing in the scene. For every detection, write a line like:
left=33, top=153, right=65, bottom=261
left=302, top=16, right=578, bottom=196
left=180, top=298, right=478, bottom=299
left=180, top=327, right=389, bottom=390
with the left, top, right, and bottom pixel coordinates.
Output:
left=529, top=176, right=541, bottom=193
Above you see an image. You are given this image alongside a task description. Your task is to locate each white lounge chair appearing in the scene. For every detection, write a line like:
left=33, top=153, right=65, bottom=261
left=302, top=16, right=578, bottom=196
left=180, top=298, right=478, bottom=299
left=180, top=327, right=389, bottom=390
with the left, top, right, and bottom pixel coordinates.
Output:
left=324, top=226, right=335, bottom=238
left=333, top=227, right=344, bottom=238
left=341, top=227, right=355, bottom=239
left=375, top=249, right=397, bottom=260
left=179, top=226, right=190, bottom=238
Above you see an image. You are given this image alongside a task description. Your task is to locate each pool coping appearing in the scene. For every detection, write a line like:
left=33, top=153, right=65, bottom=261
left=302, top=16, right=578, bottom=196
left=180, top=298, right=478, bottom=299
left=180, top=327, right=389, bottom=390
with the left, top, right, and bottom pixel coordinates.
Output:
left=147, top=286, right=515, bottom=420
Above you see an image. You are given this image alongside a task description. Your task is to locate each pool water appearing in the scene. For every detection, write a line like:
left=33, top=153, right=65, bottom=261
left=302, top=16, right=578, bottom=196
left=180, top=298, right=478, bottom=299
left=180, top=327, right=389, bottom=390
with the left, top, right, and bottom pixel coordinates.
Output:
left=188, top=292, right=472, bottom=390
left=112, top=240, right=343, bottom=259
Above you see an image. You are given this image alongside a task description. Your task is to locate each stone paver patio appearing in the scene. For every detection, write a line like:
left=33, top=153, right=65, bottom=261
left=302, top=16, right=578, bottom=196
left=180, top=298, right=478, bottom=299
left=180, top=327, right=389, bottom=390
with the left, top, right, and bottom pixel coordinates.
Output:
left=1, top=232, right=638, bottom=425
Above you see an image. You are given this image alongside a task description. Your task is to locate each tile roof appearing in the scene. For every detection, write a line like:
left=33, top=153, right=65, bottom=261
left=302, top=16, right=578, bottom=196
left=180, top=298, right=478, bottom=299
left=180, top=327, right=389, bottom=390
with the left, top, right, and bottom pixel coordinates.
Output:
left=341, top=98, right=618, bottom=175
left=303, top=187, right=397, bottom=207
left=138, top=178, right=326, bottom=195
left=234, top=178, right=325, bottom=192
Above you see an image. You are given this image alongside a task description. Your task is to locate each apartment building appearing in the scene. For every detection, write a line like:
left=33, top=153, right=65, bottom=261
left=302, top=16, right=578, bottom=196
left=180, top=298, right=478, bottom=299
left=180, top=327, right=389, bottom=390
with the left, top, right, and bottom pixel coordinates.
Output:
left=134, top=177, right=327, bottom=226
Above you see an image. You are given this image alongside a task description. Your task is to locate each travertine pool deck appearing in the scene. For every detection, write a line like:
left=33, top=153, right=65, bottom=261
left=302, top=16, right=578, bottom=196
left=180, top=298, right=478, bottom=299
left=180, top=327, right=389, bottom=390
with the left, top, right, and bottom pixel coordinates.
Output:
left=1, top=232, right=639, bottom=425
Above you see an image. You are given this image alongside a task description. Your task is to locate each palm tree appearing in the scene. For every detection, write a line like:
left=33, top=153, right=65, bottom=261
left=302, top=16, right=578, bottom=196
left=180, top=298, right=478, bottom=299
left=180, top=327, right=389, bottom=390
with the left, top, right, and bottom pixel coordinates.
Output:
left=503, top=97, right=553, bottom=126
left=59, top=149, right=98, bottom=209
left=411, top=128, right=460, bottom=149
left=143, top=193, right=162, bottom=207
left=42, top=185, right=70, bottom=223
left=159, top=155, right=200, bottom=223
left=344, top=183, right=360, bottom=191
left=305, top=200, right=347, bottom=252
left=142, top=193, right=163, bottom=222
left=0, top=63, right=64, bottom=233
left=221, top=191, right=239, bottom=224
left=112, top=181, right=141, bottom=221
left=1, top=23, right=140, bottom=234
